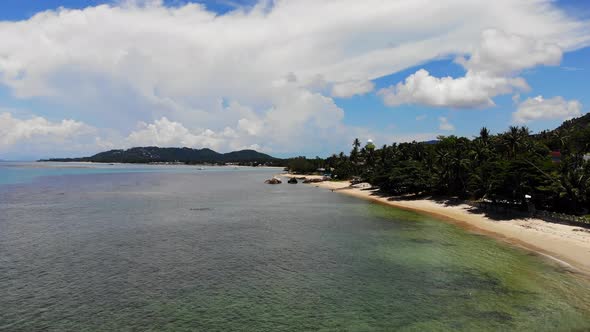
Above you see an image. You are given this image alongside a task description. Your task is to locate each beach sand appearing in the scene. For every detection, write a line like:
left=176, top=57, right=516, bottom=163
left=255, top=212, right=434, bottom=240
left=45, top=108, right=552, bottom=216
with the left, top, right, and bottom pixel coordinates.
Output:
left=281, top=174, right=590, bottom=275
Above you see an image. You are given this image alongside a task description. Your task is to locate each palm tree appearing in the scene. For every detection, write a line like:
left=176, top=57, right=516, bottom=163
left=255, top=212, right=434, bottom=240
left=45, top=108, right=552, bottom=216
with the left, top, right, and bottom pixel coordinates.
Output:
left=352, top=138, right=361, bottom=150
left=501, top=126, right=527, bottom=158
left=479, top=127, right=490, bottom=146
left=555, top=157, right=590, bottom=212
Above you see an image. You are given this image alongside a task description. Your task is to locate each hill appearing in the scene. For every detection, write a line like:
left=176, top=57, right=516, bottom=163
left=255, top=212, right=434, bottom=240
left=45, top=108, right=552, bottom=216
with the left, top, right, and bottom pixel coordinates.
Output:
left=42, top=147, right=281, bottom=165
left=535, top=113, right=590, bottom=153
left=554, top=113, right=590, bottom=133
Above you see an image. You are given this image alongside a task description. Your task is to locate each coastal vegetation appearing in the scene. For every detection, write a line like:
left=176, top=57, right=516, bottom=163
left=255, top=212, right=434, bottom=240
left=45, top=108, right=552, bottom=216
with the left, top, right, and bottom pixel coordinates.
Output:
left=290, top=114, right=590, bottom=216
left=44, top=147, right=324, bottom=169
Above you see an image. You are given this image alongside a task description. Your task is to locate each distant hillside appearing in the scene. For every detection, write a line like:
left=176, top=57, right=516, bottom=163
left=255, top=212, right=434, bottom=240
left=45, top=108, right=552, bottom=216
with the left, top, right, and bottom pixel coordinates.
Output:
left=42, top=147, right=281, bottom=165
left=554, top=113, right=590, bottom=133
left=535, top=113, right=590, bottom=152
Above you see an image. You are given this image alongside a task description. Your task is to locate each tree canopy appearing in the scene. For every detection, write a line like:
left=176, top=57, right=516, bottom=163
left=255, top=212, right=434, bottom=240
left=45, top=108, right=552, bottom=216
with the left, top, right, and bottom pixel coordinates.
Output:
left=319, top=121, right=590, bottom=215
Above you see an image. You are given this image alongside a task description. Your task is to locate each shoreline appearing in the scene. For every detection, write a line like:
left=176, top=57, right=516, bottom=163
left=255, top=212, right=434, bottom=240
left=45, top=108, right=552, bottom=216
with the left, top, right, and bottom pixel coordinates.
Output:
left=281, top=174, right=590, bottom=276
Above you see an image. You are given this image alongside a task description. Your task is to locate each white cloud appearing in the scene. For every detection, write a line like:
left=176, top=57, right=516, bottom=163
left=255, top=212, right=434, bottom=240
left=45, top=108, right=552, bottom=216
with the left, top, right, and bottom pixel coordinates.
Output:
left=438, top=117, right=455, bottom=131
left=512, top=95, right=582, bottom=123
left=331, top=80, right=375, bottom=98
left=124, top=86, right=345, bottom=153
left=126, top=117, right=230, bottom=150
left=0, top=1, right=587, bottom=155
left=455, top=29, right=563, bottom=75
left=0, top=112, right=93, bottom=149
left=379, top=68, right=529, bottom=108
left=0, top=112, right=108, bottom=159
left=379, top=29, right=568, bottom=109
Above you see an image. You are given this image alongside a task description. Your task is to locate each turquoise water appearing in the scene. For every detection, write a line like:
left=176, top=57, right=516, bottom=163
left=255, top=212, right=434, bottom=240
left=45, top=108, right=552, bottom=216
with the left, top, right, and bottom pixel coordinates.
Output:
left=1, top=164, right=589, bottom=331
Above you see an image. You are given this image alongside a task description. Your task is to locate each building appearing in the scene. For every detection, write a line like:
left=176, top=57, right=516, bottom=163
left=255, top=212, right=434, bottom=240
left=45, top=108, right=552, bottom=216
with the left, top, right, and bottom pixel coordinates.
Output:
left=550, top=151, right=561, bottom=163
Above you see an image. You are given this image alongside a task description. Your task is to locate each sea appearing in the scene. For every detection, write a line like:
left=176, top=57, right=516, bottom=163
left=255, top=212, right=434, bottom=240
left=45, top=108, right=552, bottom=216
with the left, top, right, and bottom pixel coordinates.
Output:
left=1, top=162, right=589, bottom=331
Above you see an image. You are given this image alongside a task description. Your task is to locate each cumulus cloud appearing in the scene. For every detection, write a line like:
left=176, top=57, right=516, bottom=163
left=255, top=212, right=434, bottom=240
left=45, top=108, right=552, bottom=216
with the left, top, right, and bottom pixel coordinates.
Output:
left=124, top=85, right=345, bottom=153
left=331, top=80, right=375, bottom=98
left=379, top=29, right=568, bottom=108
left=0, top=0, right=588, bottom=155
left=0, top=112, right=93, bottom=149
left=126, top=117, right=230, bottom=150
left=379, top=68, right=529, bottom=108
left=0, top=112, right=106, bottom=159
left=438, top=117, right=455, bottom=131
left=456, top=29, right=563, bottom=75
left=512, top=96, right=582, bottom=123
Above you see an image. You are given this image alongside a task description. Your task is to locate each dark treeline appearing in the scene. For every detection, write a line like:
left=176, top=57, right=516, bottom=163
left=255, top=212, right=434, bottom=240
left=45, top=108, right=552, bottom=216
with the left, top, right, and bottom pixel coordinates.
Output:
left=286, top=156, right=327, bottom=174
left=289, top=115, right=590, bottom=216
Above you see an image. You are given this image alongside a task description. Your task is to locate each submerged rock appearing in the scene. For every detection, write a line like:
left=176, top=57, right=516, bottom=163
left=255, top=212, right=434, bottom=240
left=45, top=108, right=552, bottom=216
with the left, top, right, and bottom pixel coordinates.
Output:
left=265, top=178, right=282, bottom=184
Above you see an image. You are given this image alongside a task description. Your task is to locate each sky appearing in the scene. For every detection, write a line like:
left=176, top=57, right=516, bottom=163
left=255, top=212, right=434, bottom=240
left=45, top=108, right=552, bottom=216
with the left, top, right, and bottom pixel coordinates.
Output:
left=0, top=0, right=589, bottom=160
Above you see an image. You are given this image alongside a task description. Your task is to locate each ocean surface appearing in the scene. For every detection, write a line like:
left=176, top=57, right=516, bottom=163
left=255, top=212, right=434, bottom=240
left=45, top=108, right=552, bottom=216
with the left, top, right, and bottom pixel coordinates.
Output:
left=1, top=162, right=590, bottom=331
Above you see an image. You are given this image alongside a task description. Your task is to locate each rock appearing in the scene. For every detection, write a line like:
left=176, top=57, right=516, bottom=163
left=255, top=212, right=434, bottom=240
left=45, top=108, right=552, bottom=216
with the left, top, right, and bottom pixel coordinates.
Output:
left=288, top=178, right=298, bottom=184
left=265, top=178, right=282, bottom=184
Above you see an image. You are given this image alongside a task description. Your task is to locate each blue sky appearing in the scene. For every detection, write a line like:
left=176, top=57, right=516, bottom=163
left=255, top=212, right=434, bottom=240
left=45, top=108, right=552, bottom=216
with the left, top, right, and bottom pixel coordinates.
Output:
left=0, top=0, right=589, bottom=159
left=0, top=0, right=259, bottom=20
left=338, top=46, right=590, bottom=139
left=1, top=0, right=588, bottom=20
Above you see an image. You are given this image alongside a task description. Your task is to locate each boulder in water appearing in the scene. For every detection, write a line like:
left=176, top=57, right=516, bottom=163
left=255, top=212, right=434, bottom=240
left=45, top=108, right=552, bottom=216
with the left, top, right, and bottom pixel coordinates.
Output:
left=264, top=178, right=282, bottom=184
left=288, top=178, right=298, bottom=184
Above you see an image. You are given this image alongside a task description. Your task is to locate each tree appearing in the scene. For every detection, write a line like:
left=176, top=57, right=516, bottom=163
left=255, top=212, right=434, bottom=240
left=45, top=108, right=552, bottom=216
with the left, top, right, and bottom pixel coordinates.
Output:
left=327, top=119, right=590, bottom=215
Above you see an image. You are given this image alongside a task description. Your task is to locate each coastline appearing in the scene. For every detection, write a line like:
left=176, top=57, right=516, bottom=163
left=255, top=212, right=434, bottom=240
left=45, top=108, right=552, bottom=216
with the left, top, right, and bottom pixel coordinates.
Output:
left=281, top=174, right=590, bottom=276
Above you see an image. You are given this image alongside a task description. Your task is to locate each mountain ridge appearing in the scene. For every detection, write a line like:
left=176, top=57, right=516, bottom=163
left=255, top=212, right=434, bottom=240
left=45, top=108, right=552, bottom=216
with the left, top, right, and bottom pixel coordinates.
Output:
left=41, top=146, right=281, bottom=165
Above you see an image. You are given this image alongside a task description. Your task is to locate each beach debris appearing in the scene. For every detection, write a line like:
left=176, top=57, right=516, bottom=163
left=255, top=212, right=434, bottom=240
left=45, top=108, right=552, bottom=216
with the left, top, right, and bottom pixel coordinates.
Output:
left=265, top=177, right=282, bottom=184
left=288, top=178, right=298, bottom=184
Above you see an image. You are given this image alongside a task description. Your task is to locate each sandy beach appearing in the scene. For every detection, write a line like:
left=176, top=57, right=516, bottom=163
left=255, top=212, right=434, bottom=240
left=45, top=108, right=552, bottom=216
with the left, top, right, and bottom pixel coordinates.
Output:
left=281, top=174, right=590, bottom=275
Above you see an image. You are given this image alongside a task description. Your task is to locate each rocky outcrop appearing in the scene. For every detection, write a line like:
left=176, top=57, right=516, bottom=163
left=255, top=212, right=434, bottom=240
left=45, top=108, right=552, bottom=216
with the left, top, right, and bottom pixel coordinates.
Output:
left=265, top=178, right=282, bottom=184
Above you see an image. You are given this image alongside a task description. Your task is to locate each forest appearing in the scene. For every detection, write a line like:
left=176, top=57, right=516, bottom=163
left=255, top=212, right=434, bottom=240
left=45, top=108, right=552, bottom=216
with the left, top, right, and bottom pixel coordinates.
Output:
left=289, top=114, right=590, bottom=215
